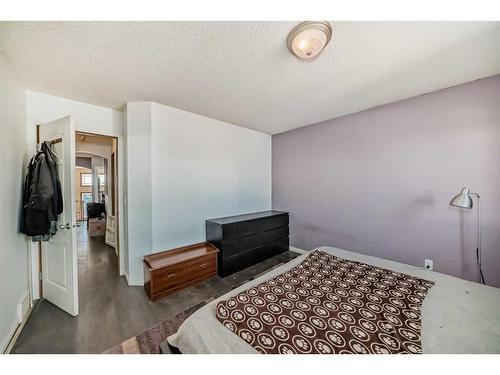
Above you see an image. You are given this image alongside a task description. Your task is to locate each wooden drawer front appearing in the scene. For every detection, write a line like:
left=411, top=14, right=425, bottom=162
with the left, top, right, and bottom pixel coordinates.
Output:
left=152, top=254, right=216, bottom=297
left=220, top=226, right=289, bottom=257
left=218, top=237, right=289, bottom=277
left=222, top=214, right=289, bottom=240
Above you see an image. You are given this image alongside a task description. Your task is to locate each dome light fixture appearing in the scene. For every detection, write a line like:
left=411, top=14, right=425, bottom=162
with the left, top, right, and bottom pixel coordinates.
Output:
left=287, top=21, right=332, bottom=60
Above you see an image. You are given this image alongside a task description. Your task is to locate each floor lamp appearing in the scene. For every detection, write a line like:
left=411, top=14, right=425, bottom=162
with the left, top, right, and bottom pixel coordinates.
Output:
left=449, top=187, right=485, bottom=284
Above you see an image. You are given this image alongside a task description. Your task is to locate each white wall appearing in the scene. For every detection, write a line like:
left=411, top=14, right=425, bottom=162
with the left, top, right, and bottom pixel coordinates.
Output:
left=123, top=102, right=152, bottom=285
left=26, top=91, right=123, bottom=137
left=0, top=61, right=29, bottom=352
left=25, top=92, right=127, bottom=285
left=123, top=102, right=272, bottom=285
left=122, top=105, right=129, bottom=278
left=150, top=103, right=272, bottom=250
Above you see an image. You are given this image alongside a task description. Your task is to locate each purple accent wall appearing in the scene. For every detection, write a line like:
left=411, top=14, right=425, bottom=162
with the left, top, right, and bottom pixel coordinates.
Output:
left=273, top=75, right=500, bottom=287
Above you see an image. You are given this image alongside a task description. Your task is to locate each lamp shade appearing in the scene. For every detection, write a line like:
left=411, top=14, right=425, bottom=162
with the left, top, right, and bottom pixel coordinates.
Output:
left=450, top=187, right=473, bottom=209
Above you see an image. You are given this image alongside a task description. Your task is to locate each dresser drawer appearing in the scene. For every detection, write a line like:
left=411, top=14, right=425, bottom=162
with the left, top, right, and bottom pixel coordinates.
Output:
left=218, top=237, right=289, bottom=277
left=153, top=255, right=216, bottom=292
left=222, top=214, right=289, bottom=240
left=152, top=254, right=216, bottom=295
left=220, top=226, right=289, bottom=257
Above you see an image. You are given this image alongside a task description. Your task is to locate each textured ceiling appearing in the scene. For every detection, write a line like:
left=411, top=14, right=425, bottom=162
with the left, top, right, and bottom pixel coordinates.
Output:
left=1, top=21, right=499, bottom=134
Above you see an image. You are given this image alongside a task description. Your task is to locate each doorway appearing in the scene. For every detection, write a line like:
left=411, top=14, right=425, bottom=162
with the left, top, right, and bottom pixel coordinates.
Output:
left=74, top=132, right=120, bottom=274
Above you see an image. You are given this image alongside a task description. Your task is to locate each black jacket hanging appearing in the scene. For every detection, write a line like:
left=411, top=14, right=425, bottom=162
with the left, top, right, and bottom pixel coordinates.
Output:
left=42, top=142, right=63, bottom=218
left=22, top=141, right=64, bottom=238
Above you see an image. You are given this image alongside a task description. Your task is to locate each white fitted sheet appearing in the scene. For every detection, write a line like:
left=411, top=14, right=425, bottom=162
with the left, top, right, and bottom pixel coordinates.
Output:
left=167, top=247, right=500, bottom=354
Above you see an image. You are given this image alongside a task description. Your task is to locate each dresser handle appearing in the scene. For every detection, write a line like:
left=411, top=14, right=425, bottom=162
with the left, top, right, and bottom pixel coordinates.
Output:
left=166, top=273, right=176, bottom=278
left=199, top=263, right=208, bottom=269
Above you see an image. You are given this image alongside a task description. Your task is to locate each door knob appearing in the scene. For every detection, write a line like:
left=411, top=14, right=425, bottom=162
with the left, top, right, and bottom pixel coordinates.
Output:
left=59, top=224, right=66, bottom=230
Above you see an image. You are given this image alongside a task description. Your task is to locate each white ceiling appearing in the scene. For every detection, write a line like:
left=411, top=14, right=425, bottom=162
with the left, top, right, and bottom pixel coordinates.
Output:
left=1, top=21, right=499, bottom=134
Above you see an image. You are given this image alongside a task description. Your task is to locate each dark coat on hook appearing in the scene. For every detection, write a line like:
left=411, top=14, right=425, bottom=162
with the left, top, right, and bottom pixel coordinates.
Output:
left=22, top=141, right=63, bottom=239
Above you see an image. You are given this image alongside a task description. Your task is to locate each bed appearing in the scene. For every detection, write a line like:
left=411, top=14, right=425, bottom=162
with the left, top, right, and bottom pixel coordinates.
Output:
left=167, top=246, right=500, bottom=354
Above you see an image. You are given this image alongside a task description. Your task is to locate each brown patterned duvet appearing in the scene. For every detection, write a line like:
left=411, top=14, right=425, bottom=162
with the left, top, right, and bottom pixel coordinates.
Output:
left=216, top=250, right=434, bottom=354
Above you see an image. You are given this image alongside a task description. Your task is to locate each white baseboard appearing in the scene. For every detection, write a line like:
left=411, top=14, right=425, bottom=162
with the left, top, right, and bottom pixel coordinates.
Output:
left=17, top=290, right=30, bottom=323
left=124, top=247, right=307, bottom=287
left=1, top=319, right=19, bottom=354
left=289, top=246, right=308, bottom=254
left=124, top=272, right=143, bottom=286
left=1, top=289, right=32, bottom=354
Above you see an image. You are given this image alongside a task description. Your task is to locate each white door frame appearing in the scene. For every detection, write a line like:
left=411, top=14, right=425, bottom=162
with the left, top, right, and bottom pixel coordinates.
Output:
left=74, top=131, right=121, bottom=272
left=27, top=120, right=126, bottom=302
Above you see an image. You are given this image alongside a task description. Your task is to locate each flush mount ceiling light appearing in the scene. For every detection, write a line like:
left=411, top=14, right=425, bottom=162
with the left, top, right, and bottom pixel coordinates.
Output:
left=287, top=21, right=332, bottom=60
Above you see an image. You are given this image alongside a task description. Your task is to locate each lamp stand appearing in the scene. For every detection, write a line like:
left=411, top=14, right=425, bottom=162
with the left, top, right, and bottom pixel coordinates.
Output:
left=470, top=193, right=485, bottom=285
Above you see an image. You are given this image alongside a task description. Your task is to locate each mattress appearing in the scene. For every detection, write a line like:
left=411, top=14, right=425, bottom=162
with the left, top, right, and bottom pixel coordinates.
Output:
left=167, top=247, right=500, bottom=354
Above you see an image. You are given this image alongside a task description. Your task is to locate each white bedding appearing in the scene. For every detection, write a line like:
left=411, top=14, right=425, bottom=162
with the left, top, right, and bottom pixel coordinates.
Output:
left=167, top=247, right=500, bottom=354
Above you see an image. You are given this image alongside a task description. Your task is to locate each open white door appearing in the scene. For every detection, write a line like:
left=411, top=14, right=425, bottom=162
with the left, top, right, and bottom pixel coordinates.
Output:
left=38, top=116, right=78, bottom=316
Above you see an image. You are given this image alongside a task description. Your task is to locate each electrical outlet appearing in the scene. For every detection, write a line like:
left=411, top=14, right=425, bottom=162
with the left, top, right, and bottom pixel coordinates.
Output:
left=424, top=259, right=433, bottom=271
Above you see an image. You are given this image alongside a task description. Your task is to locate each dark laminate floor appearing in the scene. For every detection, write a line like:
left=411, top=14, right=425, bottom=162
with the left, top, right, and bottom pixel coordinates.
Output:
left=11, top=226, right=300, bottom=354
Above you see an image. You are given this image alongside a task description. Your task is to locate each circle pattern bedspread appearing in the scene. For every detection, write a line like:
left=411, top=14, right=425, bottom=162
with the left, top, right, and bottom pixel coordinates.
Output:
left=216, top=250, right=434, bottom=354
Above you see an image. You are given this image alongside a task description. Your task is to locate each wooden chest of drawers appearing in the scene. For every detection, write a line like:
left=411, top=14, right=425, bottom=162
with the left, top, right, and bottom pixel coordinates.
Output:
left=143, top=242, right=218, bottom=301
left=206, top=211, right=289, bottom=277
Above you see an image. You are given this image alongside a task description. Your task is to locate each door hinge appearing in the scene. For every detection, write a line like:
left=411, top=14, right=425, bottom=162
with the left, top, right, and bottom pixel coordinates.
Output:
left=39, top=272, right=43, bottom=281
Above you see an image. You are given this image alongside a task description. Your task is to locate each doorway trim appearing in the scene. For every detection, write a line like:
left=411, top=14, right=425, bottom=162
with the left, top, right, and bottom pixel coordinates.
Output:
left=27, top=121, right=126, bottom=302
left=75, top=131, right=121, bottom=275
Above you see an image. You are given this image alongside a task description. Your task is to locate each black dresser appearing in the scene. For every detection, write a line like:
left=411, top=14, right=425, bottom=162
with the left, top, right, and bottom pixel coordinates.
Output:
left=206, top=211, right=289, bottom=277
